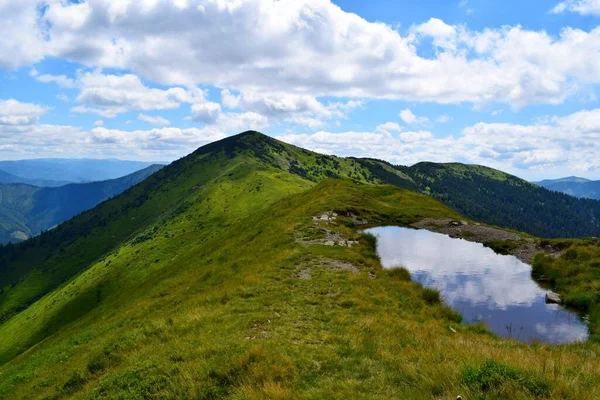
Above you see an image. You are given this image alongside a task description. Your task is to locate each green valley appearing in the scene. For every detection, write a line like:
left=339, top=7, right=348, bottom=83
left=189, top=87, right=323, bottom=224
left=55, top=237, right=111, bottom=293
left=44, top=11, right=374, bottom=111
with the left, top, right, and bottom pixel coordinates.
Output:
left=1, top=132, right=600, bottom=399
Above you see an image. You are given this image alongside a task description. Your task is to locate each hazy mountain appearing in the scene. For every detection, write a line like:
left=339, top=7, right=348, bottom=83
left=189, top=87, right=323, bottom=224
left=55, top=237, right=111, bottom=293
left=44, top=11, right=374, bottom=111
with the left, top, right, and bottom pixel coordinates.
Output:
left=0, top=164, right=164, bottom=244
left=0, top=169, right=70, bottom=187
left=0, top=158, right=166, bottom=184
left=536, top=177, right=600, bottom=200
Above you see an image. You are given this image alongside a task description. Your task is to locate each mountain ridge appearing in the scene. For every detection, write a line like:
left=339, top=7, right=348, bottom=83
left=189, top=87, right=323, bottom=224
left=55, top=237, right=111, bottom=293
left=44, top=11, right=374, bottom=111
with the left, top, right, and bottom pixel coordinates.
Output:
left=1, top=131, right=600, bottom=398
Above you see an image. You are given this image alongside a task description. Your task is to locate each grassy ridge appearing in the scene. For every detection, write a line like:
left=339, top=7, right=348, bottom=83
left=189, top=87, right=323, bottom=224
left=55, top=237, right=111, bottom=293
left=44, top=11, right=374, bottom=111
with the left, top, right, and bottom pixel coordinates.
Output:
left=2, top=132, right=600, bottom=398
left=0, top=178, right=599, bottom=398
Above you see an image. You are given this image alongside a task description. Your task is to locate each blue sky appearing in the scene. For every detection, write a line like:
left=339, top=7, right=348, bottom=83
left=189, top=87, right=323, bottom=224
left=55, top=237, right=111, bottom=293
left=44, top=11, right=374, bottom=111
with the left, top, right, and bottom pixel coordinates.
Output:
left=1, top=0, right=600, bottom=180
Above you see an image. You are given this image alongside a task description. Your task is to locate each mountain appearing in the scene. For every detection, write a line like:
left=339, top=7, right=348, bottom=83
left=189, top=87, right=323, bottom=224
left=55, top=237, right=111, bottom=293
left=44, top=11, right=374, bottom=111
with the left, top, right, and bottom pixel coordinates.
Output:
left=0, top=158, right=165, bottom=184
left=399, top=162, right=600, bottom=238
left=0, top=132, right=599, bottom=399
left=536, top=177, right=600, bottom=200
left=0, top=165, right=164, bottom=245
left=537, top=176, right=592, bottom=185
left=0, top=169, right=69, bottom=187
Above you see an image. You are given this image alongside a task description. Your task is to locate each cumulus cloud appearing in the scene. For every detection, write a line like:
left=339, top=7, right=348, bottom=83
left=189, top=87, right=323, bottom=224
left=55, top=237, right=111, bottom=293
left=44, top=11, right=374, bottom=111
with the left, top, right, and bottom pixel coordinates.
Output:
left=0, top=0, right=47, bottom=69
left=0, top=99, right=48, bottom=126
left=0, top=0, right=596, bottom=108
left=376, top=122, right=403, bottom=133
left=220, top=90, right=362, bottom=128
left=552, top=0, right=600, bottom=15
left=400, top=109, right=429, bottom=124
left=138, top=113, right=171, bottom=126
left=35, top=69, right=218, bottom=119
left=190, top=102, right=222, bottom=124
left=0, top=96, right=269, bottom=160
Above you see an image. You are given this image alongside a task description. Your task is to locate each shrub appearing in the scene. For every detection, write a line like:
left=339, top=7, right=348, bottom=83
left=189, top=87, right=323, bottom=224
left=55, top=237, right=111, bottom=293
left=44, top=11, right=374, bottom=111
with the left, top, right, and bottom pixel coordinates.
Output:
left=386, top=267, right=411, bottom=281
left=422, top=288, right=441, bottom=305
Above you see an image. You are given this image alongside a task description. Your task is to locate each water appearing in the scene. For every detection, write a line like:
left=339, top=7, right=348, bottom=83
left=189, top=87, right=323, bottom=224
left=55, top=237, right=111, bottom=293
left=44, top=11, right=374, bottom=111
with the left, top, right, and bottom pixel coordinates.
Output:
left=367, top=226, right=589, bottom=344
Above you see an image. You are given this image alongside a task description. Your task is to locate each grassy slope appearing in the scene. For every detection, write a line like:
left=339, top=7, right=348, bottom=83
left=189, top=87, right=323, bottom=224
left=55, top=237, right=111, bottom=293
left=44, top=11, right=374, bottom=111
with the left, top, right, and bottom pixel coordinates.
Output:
left=532, top=239, right=600, bottom=338
left=0, top=133, right=409, bottom=326
left=1, top=133, right=600, bottom=398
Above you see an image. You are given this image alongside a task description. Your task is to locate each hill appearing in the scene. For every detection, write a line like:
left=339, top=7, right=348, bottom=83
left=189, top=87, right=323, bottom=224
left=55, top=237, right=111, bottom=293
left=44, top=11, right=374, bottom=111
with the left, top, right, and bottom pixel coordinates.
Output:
left=536, top=177, right=600, bottom=200
left=0, top=159, right=165, bottom=184
left=0, top=165, right=164, bottom=245
left=0, top=169, right=69, bottom=187
left=1, top=132, right=600, bottom=399
left=400, top=162, right=600, bottom=238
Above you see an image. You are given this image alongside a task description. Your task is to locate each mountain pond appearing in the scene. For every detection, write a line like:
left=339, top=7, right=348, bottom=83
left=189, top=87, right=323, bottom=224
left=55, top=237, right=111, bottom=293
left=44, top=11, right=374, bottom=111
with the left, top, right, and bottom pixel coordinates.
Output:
left=366, top=226, right=589, bottom=344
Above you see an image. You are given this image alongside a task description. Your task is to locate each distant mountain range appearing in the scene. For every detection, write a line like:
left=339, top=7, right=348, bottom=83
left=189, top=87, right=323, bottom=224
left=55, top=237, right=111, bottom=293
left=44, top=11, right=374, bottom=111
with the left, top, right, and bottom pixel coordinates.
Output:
left=0, top=158, right=166, bottom=186
left=0, top=169, right=70, bottom=187
left=535, top=176, right=600, bottom=200
left=0, top=165, right=164, bottom=244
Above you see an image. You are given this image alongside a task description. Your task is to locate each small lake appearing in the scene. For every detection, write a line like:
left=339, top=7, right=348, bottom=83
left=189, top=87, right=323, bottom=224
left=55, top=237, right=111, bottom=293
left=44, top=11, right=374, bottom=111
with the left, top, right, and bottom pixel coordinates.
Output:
left=367, top=226, right=589, bottom=344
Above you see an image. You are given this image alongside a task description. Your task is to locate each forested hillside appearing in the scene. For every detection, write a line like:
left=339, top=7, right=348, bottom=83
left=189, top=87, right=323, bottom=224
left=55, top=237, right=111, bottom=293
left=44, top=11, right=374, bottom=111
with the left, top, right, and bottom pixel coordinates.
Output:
left=0, top=165, right=163, bottom=244
left=400, top=162, right=600, bottom=238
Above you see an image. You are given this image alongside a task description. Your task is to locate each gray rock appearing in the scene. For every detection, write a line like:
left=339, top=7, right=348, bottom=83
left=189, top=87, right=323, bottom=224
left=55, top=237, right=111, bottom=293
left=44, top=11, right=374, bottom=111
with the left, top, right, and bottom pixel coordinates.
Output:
left=545, top=292, right=561, bottom=304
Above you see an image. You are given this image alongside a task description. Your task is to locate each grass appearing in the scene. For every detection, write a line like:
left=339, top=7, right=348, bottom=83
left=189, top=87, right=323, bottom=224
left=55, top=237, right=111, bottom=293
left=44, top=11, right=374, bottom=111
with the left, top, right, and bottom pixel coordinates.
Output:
left=0, top=177, right=599, bottom=399
left=1, top=132, right=600, bottom=398
left=532, top=241, right=600, bottom=340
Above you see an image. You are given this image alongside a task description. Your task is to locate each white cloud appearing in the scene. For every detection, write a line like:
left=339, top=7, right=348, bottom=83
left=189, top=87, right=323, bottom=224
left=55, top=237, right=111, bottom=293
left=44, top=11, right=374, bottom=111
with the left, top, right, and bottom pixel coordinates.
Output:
left=400, top=109, right=429, bottom=124
left=0, top=99, right=47, bottom=125
left=376, top=122, right=403, bottom=133
left=436, top=115, right=451, bottom=123
left=285, top=116, right=325, bottom=129
left=220, top=90, right=362, bottom=128
left=36, top=69, right=216, bottom=119
left=138, top=113, right=171, bottom=126
left=30, top=68, right=77, bottom=88
left=190, top=102, right=222, bottom=124
left=0, top=0, right=593, bottom=108
left=71, top=105, right=127, bottom=119
left=0, top=0, right=47, bottom=69
left=0, top=99, right=270, bottom=160
left=552, top=0, right=600, bottom=15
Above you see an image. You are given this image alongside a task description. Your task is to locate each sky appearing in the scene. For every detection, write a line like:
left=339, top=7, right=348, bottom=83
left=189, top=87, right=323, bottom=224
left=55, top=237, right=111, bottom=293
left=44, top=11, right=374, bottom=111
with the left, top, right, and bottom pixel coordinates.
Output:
left=1, top=0, right=600, bottom=180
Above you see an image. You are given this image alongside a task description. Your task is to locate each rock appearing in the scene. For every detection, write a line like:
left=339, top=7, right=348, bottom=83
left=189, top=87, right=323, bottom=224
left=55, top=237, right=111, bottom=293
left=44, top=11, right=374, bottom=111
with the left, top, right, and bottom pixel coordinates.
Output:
left=460, top=220, right=468, bottom=225
left=545, top=292, right=561, bottom=304
left=368, top=271, right=376, bottom=280
left=450, top=221, right=461, bottom=226
left=537, top=274, right=550, bottom=282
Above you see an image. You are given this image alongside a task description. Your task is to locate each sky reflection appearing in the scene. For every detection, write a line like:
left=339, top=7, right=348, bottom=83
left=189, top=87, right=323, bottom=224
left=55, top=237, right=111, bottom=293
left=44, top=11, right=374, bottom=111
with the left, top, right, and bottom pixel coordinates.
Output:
left=368, top=226, right=588, bottom=344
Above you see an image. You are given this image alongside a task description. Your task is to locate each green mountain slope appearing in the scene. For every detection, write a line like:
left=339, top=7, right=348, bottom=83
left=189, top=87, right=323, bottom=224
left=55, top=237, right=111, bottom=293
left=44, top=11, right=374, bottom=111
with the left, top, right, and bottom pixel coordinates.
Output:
left=1, top=132, right=600, bottom=399
left=0, top=165, right=164, bottom=245
left=0, top=170, right=69, bottom=187
left=536, top=178, right=600, bottom=200
left=401, top=162, right=600, bottom=238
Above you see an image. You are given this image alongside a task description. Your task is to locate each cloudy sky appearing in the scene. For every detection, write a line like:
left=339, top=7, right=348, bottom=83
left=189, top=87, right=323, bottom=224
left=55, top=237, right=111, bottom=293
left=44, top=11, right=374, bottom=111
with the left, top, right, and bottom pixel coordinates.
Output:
left=1, top=0, right=600, bottom=179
